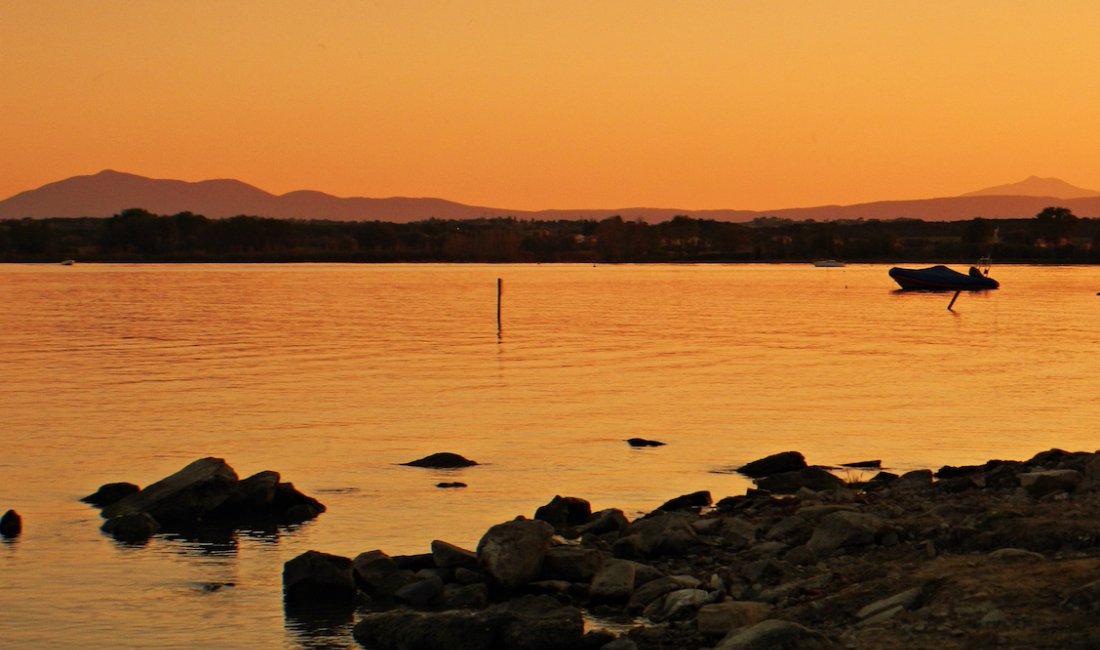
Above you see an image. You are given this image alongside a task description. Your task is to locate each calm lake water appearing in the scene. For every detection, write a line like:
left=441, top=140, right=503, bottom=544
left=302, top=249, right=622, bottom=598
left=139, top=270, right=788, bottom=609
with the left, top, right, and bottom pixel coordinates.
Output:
left=3, top=262, right=1100, bottom=648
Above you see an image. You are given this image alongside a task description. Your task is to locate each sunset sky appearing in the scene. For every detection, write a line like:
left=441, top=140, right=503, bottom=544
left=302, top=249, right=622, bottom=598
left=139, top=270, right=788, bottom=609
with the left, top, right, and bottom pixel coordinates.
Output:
left=3, top=1, right=1099, bottom=211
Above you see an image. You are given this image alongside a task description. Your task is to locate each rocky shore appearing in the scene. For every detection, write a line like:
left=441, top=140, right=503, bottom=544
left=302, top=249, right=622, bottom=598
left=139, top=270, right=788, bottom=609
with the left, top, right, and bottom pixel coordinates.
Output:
left=285, top=448, right=1100, bottom=649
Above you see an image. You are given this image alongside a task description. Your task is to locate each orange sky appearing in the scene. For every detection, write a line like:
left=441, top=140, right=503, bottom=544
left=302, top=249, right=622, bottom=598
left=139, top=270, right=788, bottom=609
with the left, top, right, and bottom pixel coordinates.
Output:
left=3, top=1, right=1099, bottom=211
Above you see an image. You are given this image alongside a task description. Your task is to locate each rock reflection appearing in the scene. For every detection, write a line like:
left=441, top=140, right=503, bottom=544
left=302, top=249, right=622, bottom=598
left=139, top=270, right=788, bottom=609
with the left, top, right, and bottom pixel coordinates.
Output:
left=161, top=524, right=240, bottom=557
left=284, top=604, right=356, bottom=650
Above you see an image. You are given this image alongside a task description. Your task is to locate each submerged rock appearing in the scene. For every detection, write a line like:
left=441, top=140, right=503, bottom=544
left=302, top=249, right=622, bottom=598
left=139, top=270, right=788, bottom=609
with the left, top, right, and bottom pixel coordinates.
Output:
left=90, top=459, right=324, bottom=535
left=80, top=482, right=140, bottom=508
left=737, top=451, right=807, bottom=478
left=1, top=509, right=22, bottom=538
left=627, top=438, right=666, bottom=447
left=100, top=512, right=159, bottom=542
left=402, top=452, right=478, bottom=468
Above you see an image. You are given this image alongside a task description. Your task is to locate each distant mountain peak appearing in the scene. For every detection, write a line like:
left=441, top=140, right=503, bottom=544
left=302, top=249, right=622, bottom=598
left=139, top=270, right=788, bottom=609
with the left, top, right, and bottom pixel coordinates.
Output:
left=961, top=176, right=1100, bottom=199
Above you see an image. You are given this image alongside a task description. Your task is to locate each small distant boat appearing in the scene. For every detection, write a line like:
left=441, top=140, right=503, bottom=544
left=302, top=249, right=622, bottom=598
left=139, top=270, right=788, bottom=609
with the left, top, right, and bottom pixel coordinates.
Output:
left=59, top=259, right=75, bottom=266
left=888, top=265, right=999, bottom=291
left=812, top=260, right=845, bottom=267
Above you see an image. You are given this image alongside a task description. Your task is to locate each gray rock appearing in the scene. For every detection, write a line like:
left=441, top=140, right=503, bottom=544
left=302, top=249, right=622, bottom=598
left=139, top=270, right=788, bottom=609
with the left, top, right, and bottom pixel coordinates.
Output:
left=806, top=511, right=889, bottom=556
left=80, top=482, right=140, bottom=508
left=101, top=457, right=239, bottom=524
left=395, top=575, right=444, bottom=608
left=988, top=547, right=1045, bottom=561
left=714, top=619, right=835, bottom=650
left=1, top=509, right=22, bottom=538
left=283, top=550, right=357, bottom=609
left=715, top=517, right=757, bottom=550
left=764, top=515, right=812, bottom=544
left=542, top=544, right=605, bottom=582
left=431, top=539, right=479, bottom=570
left=696, top=601, right=772, bottom=637
left=477, top=518, right=555, bottom=587
left=499, top=596, right=585, bottom=650
left=589, top=558, right=636, bottom=602
left=402, top=452, right=478, bottom=468
left=892, top=469, right=934, bottom=492
left=627, top=574, right=700, bottom=611
left=613, top=511, right=698, bottom=558
left=737, top=451, right=808, bottom=478
left=856, top=580, right=941, bottom=623
left=573, top=508, right=630, bottom=538
left=100, top=512, right=158, bottom=542
left=1018, top=470, right=1083, bottom=497
left=783, top=544, right=817, bottom=566
left=642, top=587, right=710, bottom=622
left=442, top=582, right=490, bottom=610
left=353, top=549, right=400, bottom=591
left=454, top=567, right=487, bottom=585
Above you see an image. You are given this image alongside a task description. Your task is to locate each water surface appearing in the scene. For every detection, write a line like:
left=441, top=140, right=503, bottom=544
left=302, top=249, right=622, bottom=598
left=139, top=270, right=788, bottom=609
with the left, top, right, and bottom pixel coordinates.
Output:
left=3, top=262, right=1099, bottom=647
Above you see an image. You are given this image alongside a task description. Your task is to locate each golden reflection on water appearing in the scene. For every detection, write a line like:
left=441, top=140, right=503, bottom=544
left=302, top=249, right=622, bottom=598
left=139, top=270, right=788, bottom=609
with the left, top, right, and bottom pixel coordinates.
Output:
left=3, top=262, right=1100, bottom=646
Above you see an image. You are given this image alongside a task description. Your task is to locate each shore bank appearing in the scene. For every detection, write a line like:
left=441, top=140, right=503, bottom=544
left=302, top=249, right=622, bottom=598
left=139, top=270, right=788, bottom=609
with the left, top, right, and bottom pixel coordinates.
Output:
left=287, top=448, right=1100, bottom=649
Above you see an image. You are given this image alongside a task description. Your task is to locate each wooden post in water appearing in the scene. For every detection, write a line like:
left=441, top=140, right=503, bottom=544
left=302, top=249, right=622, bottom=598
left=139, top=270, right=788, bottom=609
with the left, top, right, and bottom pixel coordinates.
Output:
left=497, top=278, right=503, bottom=338
left=947, top=290, right=961, bottom=311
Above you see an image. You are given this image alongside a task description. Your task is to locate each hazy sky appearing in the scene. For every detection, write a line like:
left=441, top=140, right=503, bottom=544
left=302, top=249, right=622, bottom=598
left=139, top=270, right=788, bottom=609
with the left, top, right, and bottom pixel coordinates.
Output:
left=3, top=1, right=1098, bottom=210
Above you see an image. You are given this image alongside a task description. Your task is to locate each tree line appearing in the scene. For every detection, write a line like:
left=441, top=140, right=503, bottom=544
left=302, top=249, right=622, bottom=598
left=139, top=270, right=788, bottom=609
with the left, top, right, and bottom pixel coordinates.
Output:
left=1, top=206, right=1096, bottom=264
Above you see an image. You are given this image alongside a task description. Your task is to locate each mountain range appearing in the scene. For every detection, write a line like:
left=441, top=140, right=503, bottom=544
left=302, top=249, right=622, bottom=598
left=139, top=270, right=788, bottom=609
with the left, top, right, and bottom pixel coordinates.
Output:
left=2, top=170, right=1099, bottom=223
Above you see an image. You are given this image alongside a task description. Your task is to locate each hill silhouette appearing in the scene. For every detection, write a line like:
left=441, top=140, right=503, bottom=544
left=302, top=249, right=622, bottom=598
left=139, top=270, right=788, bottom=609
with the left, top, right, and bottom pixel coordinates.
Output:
left=3, top=170, right=1100, bottom=222
left=961, top=175, right=1100, bottom=199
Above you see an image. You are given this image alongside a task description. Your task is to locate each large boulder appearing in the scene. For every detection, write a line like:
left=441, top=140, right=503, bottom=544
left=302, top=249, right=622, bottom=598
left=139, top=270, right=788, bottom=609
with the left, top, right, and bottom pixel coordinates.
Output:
left=477, top=518, right=555, bottom=588
left=588, top=558, right=636, bottom=602
left=283, top=550, right=357, bottom=609
left=101, top=457, right=239, bottom=524
left=737, top=452, right=807, bottom=478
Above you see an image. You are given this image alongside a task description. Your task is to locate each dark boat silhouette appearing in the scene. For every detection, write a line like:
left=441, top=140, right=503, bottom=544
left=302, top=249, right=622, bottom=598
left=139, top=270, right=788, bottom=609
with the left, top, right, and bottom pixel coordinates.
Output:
left=888, top=265, right=999, bottom=291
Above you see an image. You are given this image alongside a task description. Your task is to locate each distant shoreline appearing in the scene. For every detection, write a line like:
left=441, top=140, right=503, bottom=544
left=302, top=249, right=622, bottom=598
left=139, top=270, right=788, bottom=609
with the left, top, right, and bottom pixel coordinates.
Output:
left=3, top=210, right=1099, bottom=265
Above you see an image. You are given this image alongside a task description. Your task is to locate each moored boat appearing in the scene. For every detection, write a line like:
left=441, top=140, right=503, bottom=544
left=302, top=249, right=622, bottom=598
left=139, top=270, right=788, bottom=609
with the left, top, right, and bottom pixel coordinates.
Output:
left=812, top=259, right=845, bottom=267
left=888, top=265, right=999, bottom=291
